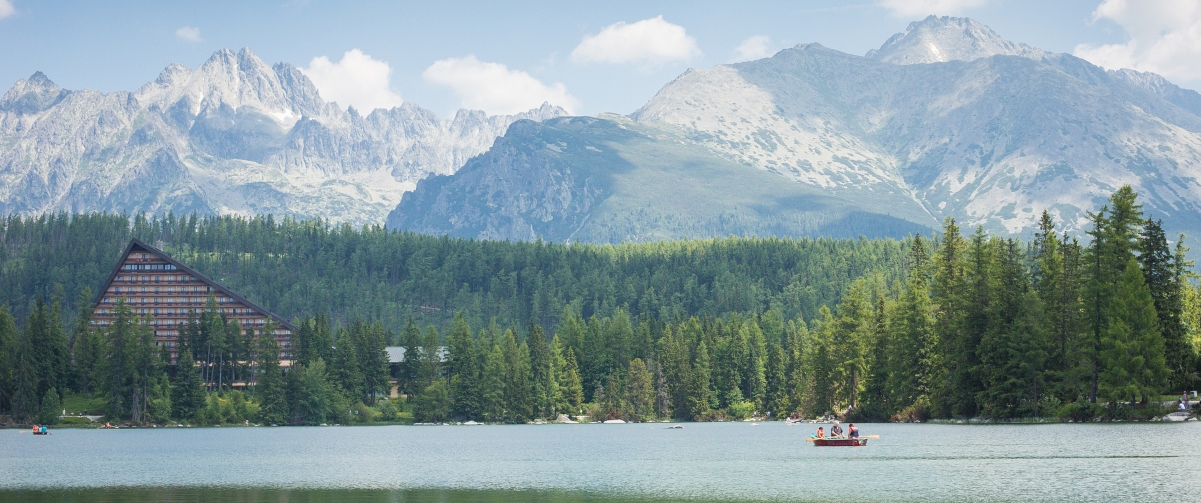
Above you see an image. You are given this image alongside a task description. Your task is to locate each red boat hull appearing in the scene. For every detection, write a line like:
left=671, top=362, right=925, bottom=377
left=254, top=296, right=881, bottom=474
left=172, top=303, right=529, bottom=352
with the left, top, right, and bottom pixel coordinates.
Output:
left=812, top=438, right=867, bottom=446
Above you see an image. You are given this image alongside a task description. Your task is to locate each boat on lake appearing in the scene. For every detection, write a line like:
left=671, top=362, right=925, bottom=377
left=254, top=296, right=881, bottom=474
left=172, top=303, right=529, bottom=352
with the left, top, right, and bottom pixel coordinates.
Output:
left=812, top=437, right=867, bottom=446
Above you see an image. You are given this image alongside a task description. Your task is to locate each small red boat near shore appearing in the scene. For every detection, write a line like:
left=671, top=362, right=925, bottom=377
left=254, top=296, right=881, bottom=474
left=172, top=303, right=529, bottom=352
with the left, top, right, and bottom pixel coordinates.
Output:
left=812, top=437, right=867, bottom=446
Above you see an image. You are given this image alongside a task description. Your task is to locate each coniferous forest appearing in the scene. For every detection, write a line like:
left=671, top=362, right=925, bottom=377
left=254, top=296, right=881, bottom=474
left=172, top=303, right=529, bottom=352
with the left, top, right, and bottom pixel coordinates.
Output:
left=0, top=186, right=1199, bottom=425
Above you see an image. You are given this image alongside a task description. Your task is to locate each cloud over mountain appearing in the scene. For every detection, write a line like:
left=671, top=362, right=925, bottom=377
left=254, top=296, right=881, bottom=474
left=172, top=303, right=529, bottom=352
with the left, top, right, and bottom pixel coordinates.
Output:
left=571, top=16, right=701, bottom=66
left=301, top=49, right=403, bottom=112
left=423, top=55, right=578, bottom=115
left=879, top=0, right=988, bottom=17
left=1074, top=0, right=1201, bottom=88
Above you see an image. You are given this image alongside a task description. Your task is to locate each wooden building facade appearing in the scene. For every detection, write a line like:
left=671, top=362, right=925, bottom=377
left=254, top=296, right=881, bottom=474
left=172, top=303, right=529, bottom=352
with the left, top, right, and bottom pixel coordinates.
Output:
left=90, top=239, right=296, bottom=360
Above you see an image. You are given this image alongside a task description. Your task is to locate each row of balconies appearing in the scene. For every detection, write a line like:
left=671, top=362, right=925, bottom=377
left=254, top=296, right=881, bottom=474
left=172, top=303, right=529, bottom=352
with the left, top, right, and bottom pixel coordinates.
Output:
left=101, top=295, right=236, bottom=304
left=115, top=275, right=200, bottom=284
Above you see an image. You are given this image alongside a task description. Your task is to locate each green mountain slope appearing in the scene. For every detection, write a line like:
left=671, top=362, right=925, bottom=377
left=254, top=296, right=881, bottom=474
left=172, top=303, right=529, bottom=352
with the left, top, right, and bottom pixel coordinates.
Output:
left=387, top=115, right=935, bottom=242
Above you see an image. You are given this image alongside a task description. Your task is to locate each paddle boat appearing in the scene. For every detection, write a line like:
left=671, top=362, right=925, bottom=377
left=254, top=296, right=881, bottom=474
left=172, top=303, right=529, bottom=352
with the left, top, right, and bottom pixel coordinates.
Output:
left=811, top=437, right=867, bottom=446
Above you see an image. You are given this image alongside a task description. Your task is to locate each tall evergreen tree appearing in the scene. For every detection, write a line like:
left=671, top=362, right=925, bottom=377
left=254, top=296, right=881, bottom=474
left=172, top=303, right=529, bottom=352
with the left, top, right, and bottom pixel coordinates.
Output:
left=931, top=217, right=967, bottom=416
left=1099, top=259, right=1167, bottom=411
left=446, top=314, right=479, bottom=420
left=254, top=321, right=288, bottom=425
left=624, top=358, right=655, bottom=420
left=1138, top=219, right=1188, bottom=391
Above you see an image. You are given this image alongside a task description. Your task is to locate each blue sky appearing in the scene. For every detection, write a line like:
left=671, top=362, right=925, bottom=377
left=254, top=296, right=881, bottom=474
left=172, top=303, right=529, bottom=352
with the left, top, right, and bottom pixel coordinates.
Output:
left=1, top=0, right=1197, bottom=117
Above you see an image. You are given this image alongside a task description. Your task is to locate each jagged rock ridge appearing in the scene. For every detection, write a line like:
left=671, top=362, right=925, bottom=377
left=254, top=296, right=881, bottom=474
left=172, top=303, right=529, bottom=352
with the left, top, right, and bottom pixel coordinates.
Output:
left=0, top=48, right=565, bottom=225
left=391, top=16, right=1201, bottom=244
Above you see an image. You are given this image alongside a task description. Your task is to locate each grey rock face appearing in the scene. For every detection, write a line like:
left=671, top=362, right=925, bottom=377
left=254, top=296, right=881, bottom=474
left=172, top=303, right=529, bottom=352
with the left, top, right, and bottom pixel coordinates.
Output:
left=0, top=48, right=565, bottom=225
left=395, top=17, right=1201, bottom=244
left=866, top=15, right=1047, bottom=64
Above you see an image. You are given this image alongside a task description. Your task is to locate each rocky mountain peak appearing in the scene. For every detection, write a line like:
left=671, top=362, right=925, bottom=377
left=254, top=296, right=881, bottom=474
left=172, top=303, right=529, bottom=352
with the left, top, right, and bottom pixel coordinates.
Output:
left=867, top=15, right=1047, bottom=65
left=0, top=71, right=70, bottom=115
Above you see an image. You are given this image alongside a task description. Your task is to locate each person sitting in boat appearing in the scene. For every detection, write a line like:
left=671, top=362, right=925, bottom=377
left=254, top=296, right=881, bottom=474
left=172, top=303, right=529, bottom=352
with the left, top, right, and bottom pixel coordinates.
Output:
left=40, top=425, right=47, bottom=434
left=848, top=423, right=859, bottom=439
left=829, top=421, right=844, bottom=438
left=32, top=425, right=39, bottom=434
left=814, top=427, right=825, bottom=439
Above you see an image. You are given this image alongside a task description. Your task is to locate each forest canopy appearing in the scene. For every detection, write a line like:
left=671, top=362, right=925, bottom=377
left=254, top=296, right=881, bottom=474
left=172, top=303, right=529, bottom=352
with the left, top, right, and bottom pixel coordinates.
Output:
left=0, top=186, right=1199, bottom=425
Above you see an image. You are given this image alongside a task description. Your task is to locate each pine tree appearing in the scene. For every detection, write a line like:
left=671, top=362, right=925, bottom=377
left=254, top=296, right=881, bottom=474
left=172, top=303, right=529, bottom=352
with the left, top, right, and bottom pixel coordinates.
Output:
left=397, top=319, right=422, bottom=395
left=0, top=306, right=15, bottom=415
left=975, top=240, right=1049, bottom=418
left=254, top=321, right=288, bottom=425
left=171, top=344, right=205, bottom=421
left=501, top=330, right=532, bottom=422
left=559, top=345, right=584, bottom=415
left=688, top=341, right=712, bottom=420
left=1099, top=259, right=1167, bottom=411
left=1138, top=220, right=1187, bottom=391
left=624, top=358, right=655, bottom=420
left=446, top=314, right=479, bottom=420
left=659, top=326, right=692, bottom=420
left=931, top=217, right=967, bottom=416
left=480, top=344, right=506, bottom=422
left=527, top=322, right=554, bottom=419
left=887, top=235, right=935, bottom=414
left=36, top=387, right=61, bottom=425
left=764, top=342, right=789, bottom=417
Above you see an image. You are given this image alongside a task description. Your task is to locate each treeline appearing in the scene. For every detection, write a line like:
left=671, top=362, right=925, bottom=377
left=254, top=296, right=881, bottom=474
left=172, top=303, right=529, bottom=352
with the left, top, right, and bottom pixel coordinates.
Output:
left=0, top=212, right=909, bottom=331
left=381, top=187, right=1201, bottom=422
left=0, top=297, right=394, bottom=426
left=1, top=187, right=1199, bottom=424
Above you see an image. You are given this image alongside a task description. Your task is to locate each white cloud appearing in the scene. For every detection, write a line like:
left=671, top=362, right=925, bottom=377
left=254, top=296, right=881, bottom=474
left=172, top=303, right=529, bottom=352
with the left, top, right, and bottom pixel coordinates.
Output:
left=423, top=55, right=579, bottom=115
left=731, top=36, right=773, bottom=62
left=571, top=15, right=702, bottom=66
left=1073, top=0, right=1201, bottom=86
left=1, top=0, right=17, bottom=19
left=301, top=49, right=403, bottom=112
left=878, top=0, right=989, bottom=17
left=175, top=26, right=202, bottom=42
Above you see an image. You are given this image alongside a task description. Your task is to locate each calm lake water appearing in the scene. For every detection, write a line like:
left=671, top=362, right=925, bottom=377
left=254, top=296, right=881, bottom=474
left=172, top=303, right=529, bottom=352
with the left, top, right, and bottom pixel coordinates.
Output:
left=1, top=421, right=1198, bottom=502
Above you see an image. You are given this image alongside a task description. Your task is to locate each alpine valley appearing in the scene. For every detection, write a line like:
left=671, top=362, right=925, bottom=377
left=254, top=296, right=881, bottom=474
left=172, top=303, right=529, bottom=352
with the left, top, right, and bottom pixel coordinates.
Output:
left=7, top=16, right=1201, bottom=243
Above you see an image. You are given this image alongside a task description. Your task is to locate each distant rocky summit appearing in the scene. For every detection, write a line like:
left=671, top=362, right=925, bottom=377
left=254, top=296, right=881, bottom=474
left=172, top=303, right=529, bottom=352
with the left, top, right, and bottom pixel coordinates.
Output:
left=8, top=17, right=1201, bottom=245
left=0, top=48, right=564, bottom=225
left=391, top=16, right=1201, bottom=243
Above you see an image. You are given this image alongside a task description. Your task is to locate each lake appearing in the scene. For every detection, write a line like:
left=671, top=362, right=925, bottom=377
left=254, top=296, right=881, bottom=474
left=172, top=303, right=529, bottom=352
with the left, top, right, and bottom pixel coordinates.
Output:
left=1, top=421, right=1198, bottom=502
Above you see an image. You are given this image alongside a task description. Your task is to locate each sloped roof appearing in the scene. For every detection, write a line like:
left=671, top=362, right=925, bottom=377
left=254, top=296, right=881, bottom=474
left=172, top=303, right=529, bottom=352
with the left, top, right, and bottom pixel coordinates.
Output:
left=93, top=238, right=299, bottom=332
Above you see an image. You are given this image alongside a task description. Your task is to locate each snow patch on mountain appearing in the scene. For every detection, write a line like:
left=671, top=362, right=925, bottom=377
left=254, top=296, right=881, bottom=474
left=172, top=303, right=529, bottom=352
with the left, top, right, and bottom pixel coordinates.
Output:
left=867, top=16, right=1047, bottom=65
left=0, top=48, right=566, bottom=225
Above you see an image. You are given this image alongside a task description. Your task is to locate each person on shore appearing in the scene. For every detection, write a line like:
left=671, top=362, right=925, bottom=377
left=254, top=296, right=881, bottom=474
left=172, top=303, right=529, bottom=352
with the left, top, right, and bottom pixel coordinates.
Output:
left=814, top=427, right=825, bottom=439
left=830, top=421, right=844, bottom=438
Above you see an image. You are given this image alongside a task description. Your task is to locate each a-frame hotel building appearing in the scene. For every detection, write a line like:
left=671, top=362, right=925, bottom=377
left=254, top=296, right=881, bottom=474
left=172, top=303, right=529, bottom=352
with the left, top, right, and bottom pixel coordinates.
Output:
left=91, top=239, right=296, bottom=360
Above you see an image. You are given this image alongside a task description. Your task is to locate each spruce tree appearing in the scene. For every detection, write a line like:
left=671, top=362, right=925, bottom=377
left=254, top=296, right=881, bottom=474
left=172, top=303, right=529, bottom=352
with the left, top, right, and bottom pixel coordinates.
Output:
left=0, top=306, right=18, bottom=416
left=254, top=321, right=288, bottom=425
left=557, top=341, right=584, bottom=415
left=624, top=358, right=655, bottom=420
left=1138, top=220, right=1187, bottom=391
left=446, top=314, right=479, bottom=419
left=1099, top=259, right=1167, bottom=411
left=527, top=322, right=554, bottom=419
left=688, top=341, right=712, bottom=420
left=171, top=342, right=205, bottom=421
left=480, top=344, right=506, bottom=422
left=931, top=217, right=967, bottom=416
left=764, top=342, right=789, bottom=417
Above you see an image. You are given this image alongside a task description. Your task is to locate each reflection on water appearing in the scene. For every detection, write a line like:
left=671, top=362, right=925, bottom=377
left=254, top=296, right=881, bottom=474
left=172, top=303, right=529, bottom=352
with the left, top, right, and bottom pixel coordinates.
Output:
left=2, top=422, right=1198, bottom=502
left=0, top=488, right=709, bottom=503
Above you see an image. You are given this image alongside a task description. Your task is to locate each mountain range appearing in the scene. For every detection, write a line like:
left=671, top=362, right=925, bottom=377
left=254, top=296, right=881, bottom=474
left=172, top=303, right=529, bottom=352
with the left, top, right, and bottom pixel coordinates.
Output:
left=7, top=16, right=1201, bottom=244
left=0, top=48, right=563, bottom=225
left=390, top=16, right=1201, bottom=243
